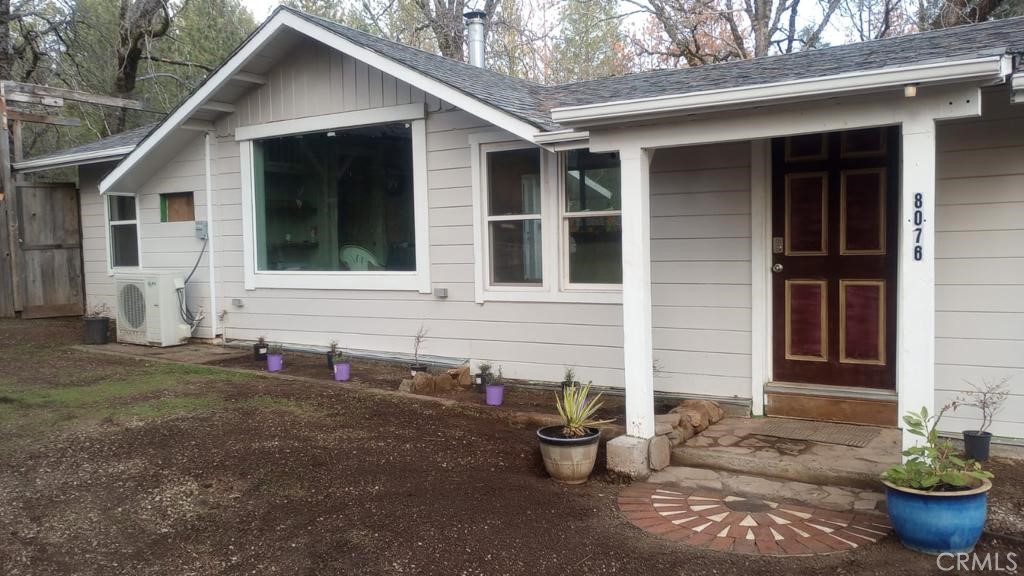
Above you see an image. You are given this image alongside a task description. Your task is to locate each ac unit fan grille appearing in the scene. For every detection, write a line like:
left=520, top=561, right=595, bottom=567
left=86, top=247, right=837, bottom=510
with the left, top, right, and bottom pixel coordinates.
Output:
left=119, top=283, right=146, bottom=329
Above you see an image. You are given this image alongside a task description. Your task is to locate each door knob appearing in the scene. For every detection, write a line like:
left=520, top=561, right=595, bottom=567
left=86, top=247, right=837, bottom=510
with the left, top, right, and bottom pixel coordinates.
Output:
left=772, top=263, right=784, bottom=273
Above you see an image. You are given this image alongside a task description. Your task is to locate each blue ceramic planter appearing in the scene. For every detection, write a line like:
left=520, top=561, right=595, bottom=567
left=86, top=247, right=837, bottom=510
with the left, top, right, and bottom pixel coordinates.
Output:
left=883, top=479, right=991, bottom=555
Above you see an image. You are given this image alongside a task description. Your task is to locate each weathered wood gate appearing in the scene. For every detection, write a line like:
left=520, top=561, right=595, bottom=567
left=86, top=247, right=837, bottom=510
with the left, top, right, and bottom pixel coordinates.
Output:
left=9, top=183, right=85, bottom=318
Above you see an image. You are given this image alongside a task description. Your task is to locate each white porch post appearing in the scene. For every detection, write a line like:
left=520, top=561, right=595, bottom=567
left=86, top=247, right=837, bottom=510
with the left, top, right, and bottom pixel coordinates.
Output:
left=897, top=117, right=936, bottom=451
left=620, top=146, right=656, bottom=439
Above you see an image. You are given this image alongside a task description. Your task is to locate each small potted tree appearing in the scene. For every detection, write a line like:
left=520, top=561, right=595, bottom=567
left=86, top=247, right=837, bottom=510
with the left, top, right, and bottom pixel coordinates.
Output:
left=954, top=377, right=1010, bottom=461
left=266, top=344, right=284, bottom=373
left=410, top=325, right=429, bottom=376
left=476, top=361, right=493, bottom=392
left=332, top=345, right=351, bottom=382
left=326, top=340, right=339, bottom=369
left=537, top=383, right=613, bottom=484
left=485, top=366, right=505, bottom=406
left=560, top=366, right=580, bottom=393
left=83, top=303, right=112, bottom=345
left=253, top=336, right=268, bottom=361
left=882, top=405, right=994, bottom=555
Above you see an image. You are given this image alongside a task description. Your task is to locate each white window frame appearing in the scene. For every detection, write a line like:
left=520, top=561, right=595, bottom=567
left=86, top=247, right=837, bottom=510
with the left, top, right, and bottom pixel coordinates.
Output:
left=558, top=151, right=624, bottom=292
left=238, top=104, right=431, bottom=293
left=470, top=132, right=621, bottom=304
left=104, top=191, right=142, bottom=274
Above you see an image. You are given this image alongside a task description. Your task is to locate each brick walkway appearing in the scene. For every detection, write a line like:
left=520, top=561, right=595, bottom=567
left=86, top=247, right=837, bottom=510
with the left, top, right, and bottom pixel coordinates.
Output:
left=618, top=482, right=891, bottom=556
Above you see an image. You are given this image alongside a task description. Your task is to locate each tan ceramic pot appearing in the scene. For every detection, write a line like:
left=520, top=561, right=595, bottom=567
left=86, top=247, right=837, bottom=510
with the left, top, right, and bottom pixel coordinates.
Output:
left=537, top=426, right=600, bottom=485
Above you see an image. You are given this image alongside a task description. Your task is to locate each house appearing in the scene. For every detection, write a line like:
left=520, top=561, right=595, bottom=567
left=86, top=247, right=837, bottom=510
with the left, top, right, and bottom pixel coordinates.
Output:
left=20, top=7, right=1024, bottom=470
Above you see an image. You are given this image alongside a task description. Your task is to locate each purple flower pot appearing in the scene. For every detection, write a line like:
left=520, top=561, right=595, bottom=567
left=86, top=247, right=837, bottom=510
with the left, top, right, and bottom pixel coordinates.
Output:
left=267, top=353, right=283, bottom=372
left=333, top=362, right=351, bottom=381
left=485, top=384, right=504, bottom=406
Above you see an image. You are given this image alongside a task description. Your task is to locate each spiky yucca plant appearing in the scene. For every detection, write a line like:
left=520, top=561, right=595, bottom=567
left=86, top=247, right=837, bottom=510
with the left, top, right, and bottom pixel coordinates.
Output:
left=555, top=383, right=614, bottom=437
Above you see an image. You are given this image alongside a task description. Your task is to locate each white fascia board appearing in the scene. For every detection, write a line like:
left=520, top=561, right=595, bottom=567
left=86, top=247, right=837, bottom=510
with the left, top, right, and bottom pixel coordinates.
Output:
left=551, top=55, right=1010, bottom=126
left=13, top=146, right=134, bottom=173
left=533, top=129, right=590, bottom=151
left=1012, top=72, right=1023, bottom=104
left=102, top=10, right=542, bottom=193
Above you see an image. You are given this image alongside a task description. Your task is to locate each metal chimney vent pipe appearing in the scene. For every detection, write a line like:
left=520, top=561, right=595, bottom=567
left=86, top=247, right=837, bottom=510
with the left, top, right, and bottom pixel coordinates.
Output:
left=464, top=11, right=487, bottom=68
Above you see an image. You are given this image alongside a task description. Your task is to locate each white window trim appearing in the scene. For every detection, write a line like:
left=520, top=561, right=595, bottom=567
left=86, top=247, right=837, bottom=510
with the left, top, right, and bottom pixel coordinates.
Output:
left=470, top=132, right=622, bottom=305
left=104, top=192, right=143, bottom=275
left=558, top=151, right=624, bottom=292
left=239, top=106, right=431, bottom=292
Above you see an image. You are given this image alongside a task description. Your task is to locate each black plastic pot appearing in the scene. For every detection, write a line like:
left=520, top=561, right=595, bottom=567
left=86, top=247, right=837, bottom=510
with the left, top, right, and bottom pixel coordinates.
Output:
left=560, top=380, right=581, bottom=393
left=253, top=343, right=268, bottom=361
left=963, top=430, right=992, bottom=461
left=83, top=317, right=110, bottom=345
left=477, top=372, right=492, bottom=391
left=327, top=351, right=336, bottom=369
left=410, top=363, right=429, bottom=376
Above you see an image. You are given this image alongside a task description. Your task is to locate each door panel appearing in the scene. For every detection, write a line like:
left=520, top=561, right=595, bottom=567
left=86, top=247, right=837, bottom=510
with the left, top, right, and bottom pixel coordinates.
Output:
left=16, top=184, right=85, bottom=318
left=772, top=128, right=898, bottom=390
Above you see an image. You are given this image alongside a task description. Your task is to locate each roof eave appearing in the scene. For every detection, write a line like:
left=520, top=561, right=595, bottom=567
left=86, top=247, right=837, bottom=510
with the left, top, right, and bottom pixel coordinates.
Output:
left=101, top=10, right=543, bottom=193
left=13, top=146, right=135, bottom=174
left=550, top=55, right=1013, bottom=127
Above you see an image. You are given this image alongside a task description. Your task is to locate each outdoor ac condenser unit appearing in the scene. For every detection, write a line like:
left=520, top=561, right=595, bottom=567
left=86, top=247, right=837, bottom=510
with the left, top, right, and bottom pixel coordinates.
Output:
left=114, top=272, right=192, bottom=347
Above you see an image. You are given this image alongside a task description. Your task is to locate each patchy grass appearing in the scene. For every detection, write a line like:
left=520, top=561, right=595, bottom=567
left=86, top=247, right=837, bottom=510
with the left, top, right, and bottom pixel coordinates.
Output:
left=0, top=361, right=280, bottom=433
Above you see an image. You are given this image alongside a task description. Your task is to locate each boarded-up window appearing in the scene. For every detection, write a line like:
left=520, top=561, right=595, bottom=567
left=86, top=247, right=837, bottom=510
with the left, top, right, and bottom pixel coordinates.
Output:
left=160, top=192, right=195, bottom=222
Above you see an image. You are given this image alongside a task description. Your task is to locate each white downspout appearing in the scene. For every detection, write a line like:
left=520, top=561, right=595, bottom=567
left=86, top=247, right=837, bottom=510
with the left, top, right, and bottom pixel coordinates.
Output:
left=204, top=131, right=218, bottom=339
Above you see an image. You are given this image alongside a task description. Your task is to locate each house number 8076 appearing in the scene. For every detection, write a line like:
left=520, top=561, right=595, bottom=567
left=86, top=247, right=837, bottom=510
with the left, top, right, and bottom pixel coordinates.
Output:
left=913, top=193, right=924, bottom=261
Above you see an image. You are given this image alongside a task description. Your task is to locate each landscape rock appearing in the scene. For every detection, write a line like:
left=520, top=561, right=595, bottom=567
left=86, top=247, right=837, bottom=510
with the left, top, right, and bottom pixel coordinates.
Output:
left=655, top=413, right=681, bottom=427
left=410, top=371, right=435, bottom=394
left=675, top=408, right=709, bottom=432
left=648, top=435, right=671, bottom=471
left=606, top=436, right=651, bottom=479
left=655, top=422, right=673, bottom=436
left=398, top=379, right=414, bottom=393
left=676, top=399, right=725, bottom=425
left=433, top=373, right=455, bottom=392
left=448, top=365, right=473, bottom=389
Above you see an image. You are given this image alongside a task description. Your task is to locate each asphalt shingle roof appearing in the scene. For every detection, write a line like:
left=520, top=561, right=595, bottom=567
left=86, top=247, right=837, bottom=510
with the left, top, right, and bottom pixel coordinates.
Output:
left=27, top=11, right=1024, bottom=164
left=22, top=123, right=154, bottom=164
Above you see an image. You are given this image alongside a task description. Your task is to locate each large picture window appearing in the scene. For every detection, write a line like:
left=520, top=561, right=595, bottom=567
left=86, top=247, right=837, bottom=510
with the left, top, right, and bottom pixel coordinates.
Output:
left=253, top=123, right=415, bottom=272
left=563, top=150, right=622, bottom=285
left=486, top=147, right=542, bottom=285
left=108, top=194, right=139, bottom=268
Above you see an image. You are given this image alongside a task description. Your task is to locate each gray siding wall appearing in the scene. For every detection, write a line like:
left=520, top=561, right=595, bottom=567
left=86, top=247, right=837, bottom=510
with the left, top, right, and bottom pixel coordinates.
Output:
left=650, top=143, right=752, bottom=399
left=933, top=87, right=1024, bottom=439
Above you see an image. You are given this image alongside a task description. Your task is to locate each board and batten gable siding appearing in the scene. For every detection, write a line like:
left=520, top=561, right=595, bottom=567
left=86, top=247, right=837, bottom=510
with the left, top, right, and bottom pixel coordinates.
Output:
left=933, top=86, right=1024, bottom=439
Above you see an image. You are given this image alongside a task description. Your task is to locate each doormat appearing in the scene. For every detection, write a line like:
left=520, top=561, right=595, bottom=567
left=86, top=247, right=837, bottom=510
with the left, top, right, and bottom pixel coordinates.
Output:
left=755, top=418, right=881, bottom=448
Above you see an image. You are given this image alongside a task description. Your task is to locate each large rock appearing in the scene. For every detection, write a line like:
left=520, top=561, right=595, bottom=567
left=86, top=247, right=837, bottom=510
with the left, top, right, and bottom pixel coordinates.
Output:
left=398, top=379, right=414, bottom=393
left=655, top=413, right=681, bottom=427
left=675, top=408, right=709, bottom=432
left=433, top=373, right=455, bottom=393
left=410, top=371, right=435, bottom=394
left=448, top=365, right=473, bottom=389
left=648, top=435, right=671, bottom=471
left=678, top=399, right=725, bottom=424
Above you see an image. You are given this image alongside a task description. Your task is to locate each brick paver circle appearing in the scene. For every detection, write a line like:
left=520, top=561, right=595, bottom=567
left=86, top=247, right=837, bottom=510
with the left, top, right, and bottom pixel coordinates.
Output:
left=618, top=482, right=892, bottom=556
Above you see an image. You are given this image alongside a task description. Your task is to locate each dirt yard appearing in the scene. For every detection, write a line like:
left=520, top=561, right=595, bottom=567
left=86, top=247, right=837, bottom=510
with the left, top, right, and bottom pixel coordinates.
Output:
left=0, top=318, right=1020, bottom=575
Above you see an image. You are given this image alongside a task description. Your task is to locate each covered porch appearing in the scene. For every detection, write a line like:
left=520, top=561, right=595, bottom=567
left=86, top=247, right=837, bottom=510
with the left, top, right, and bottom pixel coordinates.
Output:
left=559, top=79, right=1000, bottom=473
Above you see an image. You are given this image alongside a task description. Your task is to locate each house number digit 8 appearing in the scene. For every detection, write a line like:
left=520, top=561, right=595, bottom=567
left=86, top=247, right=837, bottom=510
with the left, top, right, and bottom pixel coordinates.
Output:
left=913, top=193, right=924, bottom=261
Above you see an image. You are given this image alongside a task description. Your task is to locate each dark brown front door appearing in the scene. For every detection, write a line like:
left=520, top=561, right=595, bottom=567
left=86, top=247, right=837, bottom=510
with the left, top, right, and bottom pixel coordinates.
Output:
left=772, top=127, right=898, bottom=390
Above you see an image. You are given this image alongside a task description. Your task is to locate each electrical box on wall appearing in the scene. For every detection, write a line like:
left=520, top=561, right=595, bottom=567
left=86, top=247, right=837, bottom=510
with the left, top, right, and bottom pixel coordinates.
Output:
left=195, top=220, right=208, bottom=240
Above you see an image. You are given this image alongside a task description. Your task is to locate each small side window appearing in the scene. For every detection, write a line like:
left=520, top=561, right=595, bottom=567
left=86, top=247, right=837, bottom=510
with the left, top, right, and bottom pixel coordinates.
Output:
left=160, top=192, right=195, bottom=222
left=108, top=194, right=139, bottom=268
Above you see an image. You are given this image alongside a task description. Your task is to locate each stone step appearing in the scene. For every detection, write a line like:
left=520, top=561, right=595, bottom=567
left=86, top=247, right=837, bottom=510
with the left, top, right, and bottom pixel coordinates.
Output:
left=649, top=465, right=888, bottom=515
left=670, top=444, right=889, bottom=490
left=670, top=417, right=900, bottom=490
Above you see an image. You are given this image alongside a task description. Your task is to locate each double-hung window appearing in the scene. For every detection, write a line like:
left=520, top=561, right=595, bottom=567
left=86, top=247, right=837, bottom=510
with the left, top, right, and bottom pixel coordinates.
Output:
left=485, top=147, right=543, bottom=286
left=107, top=193, right=139, bottom=268
left=562, top=150, right=622, bottom=286
left=475, top=137, right=623, bottom=302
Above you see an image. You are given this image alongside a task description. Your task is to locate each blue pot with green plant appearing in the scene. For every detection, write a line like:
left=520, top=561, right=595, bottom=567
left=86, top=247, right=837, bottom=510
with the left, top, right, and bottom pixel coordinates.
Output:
left=882, top=406, right=993, bottom=555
